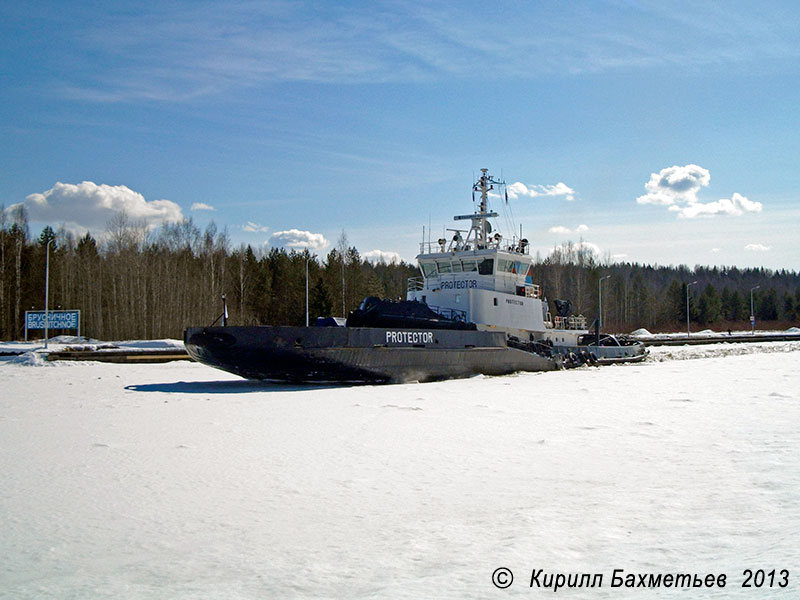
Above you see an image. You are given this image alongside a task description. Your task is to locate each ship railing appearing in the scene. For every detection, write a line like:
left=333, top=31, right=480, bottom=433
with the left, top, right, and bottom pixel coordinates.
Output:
left=553, top=315, right=588, bottom=330
left=407, top=277, right=425, bottom=292
left=428, top=305, right=468, bottom=322
left=501, top=241, right=531, bottom=255
left=418, top=241, right=449, bottom=254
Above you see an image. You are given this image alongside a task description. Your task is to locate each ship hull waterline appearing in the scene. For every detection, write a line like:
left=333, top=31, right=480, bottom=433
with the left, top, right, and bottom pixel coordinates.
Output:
left=184, top=326, right=560, bottom=384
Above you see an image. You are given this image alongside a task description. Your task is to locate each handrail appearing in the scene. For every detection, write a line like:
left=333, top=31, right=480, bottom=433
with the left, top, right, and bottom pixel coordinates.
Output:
left=428, top=305, right=467, bottom=322
left=553, top=314, right=588, bottom=330
left=407, top=277, right=424, bottom=292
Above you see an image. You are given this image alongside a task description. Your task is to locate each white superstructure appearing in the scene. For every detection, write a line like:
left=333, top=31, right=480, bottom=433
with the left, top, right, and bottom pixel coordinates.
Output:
left=406, top=169, right=588, bottom=345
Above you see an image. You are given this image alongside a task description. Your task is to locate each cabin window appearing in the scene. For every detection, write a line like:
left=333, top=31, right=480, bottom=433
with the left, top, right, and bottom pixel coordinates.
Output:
left=451, top=261, right=463, bottom=273
left=421, top=263, right=437, bottom=278
left=493, top=297, right=498, bottom=306
left=525, top=264, right=534, bottom=284
left=498, top=259, right=516, bottom=274
left=478, top=258, right=494, bottom=275
left=436, top=261, right=452, bottom=273
left=461, top=260, right=477, bottom=272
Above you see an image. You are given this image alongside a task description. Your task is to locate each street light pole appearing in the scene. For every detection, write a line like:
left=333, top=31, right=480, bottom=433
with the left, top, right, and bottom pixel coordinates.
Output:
left=598, top=275, right=611, bottom=332
left=686, top=280, right=697, bottom=337
left=305, top=255, right=310, bottom=327
left=44, top=238, right=54, bottom=349
left=750, top=285, right=760, bottom=334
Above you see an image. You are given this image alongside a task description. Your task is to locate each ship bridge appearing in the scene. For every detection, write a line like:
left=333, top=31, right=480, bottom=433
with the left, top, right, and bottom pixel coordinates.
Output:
left=408, top=247, right=541, bottom=300
left=406, top=170, right=547, bottom=334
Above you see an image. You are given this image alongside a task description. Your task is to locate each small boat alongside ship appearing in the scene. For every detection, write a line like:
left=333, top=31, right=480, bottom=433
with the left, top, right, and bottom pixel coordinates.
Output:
left=185, top=169, right=646, bottom=382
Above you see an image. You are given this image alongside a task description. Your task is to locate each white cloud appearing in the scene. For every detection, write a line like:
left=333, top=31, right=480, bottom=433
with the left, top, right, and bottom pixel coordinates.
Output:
left=269, top=229, right=329, bottom=250
left=362, top=249, right=401, bottom=264
left=711, top=248, right=721, bottom=253
left=745, top=243, right=770, bottom=252
left=191, top=202, right=216, bottom=211
left=548, top=224, right=589, bottom=234
left=671, top=192, right=763, bottom=219
left=611, top=253, right=628, bottom=261
left=508, top=181, right=576, bottom=202
left=243, top=221, right=269, bottom=233
left=637, top=164, right=710, bottom=206
left=9, top=181, right=183, bottom=233
left=636, top=165, right=762, bottom=218
left=577, top=241, right=601, bottom=256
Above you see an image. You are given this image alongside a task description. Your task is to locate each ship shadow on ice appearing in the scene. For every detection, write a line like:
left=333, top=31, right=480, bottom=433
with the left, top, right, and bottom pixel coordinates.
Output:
left=124, top=380, right=356, bottom=394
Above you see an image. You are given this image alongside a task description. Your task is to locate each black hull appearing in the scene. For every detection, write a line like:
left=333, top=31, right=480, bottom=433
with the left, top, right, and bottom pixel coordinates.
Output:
left=184, top=326, right=559, bottom=384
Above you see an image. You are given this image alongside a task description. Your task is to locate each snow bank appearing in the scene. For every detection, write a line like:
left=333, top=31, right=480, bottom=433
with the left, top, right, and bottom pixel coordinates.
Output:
left=629, top=329, right=795, bottom=340
left=1, top=342, right=799, bottom=598
left=6, top=351, right=50, bottom=367
left=0, top=337, right=184, bottom=357
left=647, top=340, right=800, bottom=362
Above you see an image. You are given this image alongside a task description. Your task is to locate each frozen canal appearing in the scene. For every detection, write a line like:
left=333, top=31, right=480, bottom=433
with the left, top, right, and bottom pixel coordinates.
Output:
left=1, top=342, right=799, bottom=598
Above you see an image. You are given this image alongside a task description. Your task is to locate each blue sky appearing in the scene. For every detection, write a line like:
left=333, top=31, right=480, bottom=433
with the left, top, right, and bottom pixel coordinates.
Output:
left=2, top=0, right=798, bottom=269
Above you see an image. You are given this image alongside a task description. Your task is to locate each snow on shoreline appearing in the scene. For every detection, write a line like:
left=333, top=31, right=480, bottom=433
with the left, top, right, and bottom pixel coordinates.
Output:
left=0, top=335, right=184, bottom=355
left=647, top=340, right=800, bottom=361
left=1, top=341, right=799, bottom=598
left=0, top=336, right=186, bottom=367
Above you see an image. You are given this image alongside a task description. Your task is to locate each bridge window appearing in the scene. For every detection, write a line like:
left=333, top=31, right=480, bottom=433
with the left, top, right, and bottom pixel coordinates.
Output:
left=478, top=258, right=494, bottom=275
left=436, top=261, right=452, bottom=273
left=421, top=263, right=436, bottom=278
left=498, top=259, right=516, bottom=273
left=461, top=260, right=477, bottom=272
left=525, top=264, right=534, bottom=284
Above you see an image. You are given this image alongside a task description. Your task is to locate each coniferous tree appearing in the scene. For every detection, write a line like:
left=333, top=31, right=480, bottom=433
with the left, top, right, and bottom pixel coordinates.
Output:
left=698, top=284, right=722, bottom=324
left=728, top=289, right=746, bottom=321
left=782, top=291, right=795, bottom=322
left=0, top=207, right=6, bottom=339
left=664, top=280, right=683, bottom=325
left=757, top=288, right=779, bottom=321
left=309, top=278, right=332, bottom=321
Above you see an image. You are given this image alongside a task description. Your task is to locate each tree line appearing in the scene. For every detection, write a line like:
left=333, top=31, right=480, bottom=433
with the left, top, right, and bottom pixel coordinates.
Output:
left=1, top=209, right=798, bottom=341
left=532, top=241, right=800, bottom=332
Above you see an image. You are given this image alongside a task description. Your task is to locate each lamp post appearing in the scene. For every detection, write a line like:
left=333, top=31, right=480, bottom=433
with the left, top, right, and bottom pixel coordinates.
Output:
left=44, top=238, right=54, bottom=349
left=686, top=280, right=697, bottom=337
left=305, top=255, right=310, bottom=327
left=598, top=275, right=611, bottom=332
left=750, top=285, right=760, bottom=334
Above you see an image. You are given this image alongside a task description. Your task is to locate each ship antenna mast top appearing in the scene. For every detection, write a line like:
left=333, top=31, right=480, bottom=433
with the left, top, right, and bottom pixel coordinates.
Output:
left=454, top=168, right=503, bottom=249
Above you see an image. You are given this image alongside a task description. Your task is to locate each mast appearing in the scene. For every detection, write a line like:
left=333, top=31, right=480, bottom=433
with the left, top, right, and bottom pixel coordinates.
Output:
left=453, top=168, right=502, bottom=249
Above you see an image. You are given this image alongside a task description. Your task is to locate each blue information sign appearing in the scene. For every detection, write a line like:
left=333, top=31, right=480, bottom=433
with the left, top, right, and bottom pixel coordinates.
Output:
left=25, top=310, right=81, bottom=334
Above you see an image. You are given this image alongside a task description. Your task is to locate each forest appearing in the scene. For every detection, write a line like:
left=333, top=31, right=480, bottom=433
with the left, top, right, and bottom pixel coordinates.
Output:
left=2, top=206, right=799, bottom=341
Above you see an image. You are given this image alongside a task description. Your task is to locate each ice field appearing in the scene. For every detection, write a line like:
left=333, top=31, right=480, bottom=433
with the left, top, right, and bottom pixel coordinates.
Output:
left=2, top=341, right=799, bottom=598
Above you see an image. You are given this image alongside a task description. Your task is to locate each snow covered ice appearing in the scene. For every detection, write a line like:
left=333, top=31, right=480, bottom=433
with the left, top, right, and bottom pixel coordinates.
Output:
left=1, top=342, right=799, bottom=598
